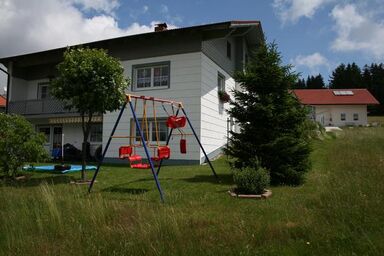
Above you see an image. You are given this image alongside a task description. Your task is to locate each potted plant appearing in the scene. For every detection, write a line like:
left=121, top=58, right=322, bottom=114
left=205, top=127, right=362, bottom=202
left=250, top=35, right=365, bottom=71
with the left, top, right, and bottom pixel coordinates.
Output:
left=218, top=90, right=230, bottom=103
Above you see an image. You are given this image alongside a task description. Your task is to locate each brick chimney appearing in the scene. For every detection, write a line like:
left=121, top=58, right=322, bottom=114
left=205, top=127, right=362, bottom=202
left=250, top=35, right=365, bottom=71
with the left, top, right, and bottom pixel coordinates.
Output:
left=155, top=23, right=168, bottom=32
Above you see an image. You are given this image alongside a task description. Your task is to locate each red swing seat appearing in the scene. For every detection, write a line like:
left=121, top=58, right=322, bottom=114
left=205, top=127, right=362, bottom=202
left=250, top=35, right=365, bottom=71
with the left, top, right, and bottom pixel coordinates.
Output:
left=119, top=146, right=133, bottom=159
left=151, top=146, right=171, bottom=162
left=119, top=146, right=151, bottom=169
left=166, top=115, right=186, bottom=128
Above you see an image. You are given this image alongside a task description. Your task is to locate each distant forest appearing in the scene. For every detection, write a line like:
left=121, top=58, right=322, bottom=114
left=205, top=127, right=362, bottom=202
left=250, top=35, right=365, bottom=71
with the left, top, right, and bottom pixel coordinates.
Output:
left=294, top=63, right=384, bottom=115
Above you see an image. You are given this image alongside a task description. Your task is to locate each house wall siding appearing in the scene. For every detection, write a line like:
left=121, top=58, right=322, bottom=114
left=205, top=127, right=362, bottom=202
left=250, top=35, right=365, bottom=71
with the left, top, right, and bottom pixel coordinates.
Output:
left=200, top=53, right=235, bottom=163
left=202, top=37, right=236, bottom=76
left=103, top=52, right=202, bottom=161
left=314, top=105, right=368, bottom=126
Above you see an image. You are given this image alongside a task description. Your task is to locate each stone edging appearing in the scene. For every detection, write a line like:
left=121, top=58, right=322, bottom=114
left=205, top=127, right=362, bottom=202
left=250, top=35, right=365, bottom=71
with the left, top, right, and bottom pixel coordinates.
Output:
left=228, top=189, right=272, bottom=199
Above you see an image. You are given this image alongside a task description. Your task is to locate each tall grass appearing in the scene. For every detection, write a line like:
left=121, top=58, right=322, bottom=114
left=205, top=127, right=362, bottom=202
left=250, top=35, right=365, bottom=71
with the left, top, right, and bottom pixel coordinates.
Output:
left=1, top=127, right=384, bottom=255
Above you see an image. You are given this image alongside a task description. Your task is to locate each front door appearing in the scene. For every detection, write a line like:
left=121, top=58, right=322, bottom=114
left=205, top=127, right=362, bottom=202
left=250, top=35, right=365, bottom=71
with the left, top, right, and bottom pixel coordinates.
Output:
left=52, top=126, right=63, bottom=158
left=53, top=126, right=63, bottom=149
left=37, top=126, right=63, bottom=157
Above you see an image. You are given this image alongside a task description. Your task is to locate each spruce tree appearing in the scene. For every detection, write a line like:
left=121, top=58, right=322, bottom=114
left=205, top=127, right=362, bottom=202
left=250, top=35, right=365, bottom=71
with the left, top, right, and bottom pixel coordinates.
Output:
left=226, top=43, right=312, bottom=185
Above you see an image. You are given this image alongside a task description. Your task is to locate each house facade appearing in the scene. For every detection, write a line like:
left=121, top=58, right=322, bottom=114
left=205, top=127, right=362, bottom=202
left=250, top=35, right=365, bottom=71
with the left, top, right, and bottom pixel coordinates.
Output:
left=0, top=21, right=263, bottom=164
left=293, top=89, right=379, bottom=127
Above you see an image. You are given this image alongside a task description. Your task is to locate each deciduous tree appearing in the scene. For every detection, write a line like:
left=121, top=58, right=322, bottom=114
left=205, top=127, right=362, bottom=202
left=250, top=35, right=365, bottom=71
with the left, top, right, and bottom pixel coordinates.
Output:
left=51, top=47, right=128, bottom=181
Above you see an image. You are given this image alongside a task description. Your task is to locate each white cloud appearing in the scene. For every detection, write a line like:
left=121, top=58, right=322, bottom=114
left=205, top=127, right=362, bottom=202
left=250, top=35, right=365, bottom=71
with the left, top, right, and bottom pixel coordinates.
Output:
left=292, top=52, right=330, bottom=74
left=273, top=0, right=333, bottom=24
left=70, top=0, right=120, bottom=15
left=0, top=0, right=176, bottom=58
left=330, top=4, right=384, bottom=59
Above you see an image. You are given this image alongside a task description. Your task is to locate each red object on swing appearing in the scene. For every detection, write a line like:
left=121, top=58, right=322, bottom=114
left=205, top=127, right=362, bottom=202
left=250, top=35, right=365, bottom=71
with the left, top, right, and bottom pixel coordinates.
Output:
left=180, top=139, right=187, bottom=154
left=119, top=146, right=133, bottom=159
left=151, top=146, right=171, bottom=162
left=166, top=115, right=186, bottom=129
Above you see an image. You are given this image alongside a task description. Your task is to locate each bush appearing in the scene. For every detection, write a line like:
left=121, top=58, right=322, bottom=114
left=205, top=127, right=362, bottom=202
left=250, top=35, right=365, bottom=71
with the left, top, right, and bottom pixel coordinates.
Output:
left=0, top=113, right=48, bottom=179
left=233, top=166, right=270, bottom=195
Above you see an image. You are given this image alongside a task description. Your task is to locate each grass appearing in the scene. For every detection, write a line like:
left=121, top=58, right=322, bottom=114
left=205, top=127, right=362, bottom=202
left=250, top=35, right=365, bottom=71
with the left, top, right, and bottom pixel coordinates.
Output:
left=368, top=115, right=384, bottom=125
left=1, top=127, right=384, bottom=255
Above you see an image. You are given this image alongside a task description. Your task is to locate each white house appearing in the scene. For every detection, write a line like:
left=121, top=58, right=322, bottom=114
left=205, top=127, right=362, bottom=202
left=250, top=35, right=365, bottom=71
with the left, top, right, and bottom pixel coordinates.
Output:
left=0, top=21, right=263, bottom=164
left=293, top=89, right=379, bottom=127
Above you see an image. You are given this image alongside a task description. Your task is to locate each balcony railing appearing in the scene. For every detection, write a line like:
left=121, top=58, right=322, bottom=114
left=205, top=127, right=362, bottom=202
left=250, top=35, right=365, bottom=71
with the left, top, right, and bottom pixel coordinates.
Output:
left=8, top=99, right=77, bottom=115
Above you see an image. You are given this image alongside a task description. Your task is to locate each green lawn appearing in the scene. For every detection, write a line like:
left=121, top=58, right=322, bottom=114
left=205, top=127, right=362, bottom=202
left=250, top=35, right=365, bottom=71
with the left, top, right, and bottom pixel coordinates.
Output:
left=1, top=127, right=384, bottom=255
left=368, top=115, right=384, bottom=125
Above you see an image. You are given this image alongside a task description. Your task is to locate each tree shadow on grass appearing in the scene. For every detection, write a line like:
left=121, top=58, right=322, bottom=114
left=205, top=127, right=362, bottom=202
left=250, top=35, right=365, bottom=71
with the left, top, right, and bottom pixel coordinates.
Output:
left=181, top=174, right=233, bottom=185
left=1, top=175, right=73, bottom=187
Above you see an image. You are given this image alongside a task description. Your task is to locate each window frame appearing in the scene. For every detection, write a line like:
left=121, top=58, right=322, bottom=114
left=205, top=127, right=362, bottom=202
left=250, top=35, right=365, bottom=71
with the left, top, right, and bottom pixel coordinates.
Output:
left=37, top=82, right=50, bottom=99
left=217, top=72, right=225, bottom=92
left=132, top=118, right=168, bottom=143
left=353, top=113, right=359, bottom=121
left=340, top=113, right=346, bottom=121
left=37, top=126, right=51, bottom=143
left=89, top=123, right=103, bottom=143
left=132, top=61, right=171, bottom=91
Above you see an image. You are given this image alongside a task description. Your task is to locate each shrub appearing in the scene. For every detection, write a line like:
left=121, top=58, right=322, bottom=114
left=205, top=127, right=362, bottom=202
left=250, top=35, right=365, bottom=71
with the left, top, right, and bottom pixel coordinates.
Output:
left=0, top=114, right=48, bottom=179
left=233, top=166, right=270, bottom=195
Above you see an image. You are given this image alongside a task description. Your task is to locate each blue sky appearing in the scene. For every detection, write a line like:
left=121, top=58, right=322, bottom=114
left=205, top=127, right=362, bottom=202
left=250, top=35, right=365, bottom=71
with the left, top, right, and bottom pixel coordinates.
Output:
left=1, top=0, right=384, bottom=92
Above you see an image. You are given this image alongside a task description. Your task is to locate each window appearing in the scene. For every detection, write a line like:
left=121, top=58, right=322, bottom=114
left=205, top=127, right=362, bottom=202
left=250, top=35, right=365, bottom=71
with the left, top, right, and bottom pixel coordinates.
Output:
left=90, top=124, right=102, bottom=142
left=226, top=41, right=232, bottom=59
left=353, top=113, right=359, bottom=121
left=333, top=90, right=354, bottom=96
left=341, top=113, right=346, bottom=121
left=134, top=118, right=168, bottom=142
left=38, top=82, right=50, bottom=99
left=133, top=62, right=170, bottom=91
left=38, top=127, right=51, bottom=143
left=217, top=73, right=225, bottom=91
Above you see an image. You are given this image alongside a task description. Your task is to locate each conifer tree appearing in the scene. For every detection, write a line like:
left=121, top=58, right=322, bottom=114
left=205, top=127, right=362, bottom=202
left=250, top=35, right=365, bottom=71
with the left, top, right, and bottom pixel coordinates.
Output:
left=226, top=43, right=312, bottom=185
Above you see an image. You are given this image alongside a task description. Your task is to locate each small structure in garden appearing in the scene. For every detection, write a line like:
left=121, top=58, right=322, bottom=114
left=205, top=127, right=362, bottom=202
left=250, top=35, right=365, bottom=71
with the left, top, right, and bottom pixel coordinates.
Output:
left=88, top=94, right=220, bottom=203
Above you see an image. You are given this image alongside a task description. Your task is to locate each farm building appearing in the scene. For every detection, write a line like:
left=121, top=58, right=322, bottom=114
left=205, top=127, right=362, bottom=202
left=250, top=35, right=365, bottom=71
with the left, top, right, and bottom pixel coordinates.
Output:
left=293, top=89, right=379, bottom=127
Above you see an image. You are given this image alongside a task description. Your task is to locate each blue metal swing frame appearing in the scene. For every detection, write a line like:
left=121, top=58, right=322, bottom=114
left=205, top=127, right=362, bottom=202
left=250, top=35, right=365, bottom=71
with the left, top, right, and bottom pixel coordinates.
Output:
left=88, top=94, right=218, bottom=202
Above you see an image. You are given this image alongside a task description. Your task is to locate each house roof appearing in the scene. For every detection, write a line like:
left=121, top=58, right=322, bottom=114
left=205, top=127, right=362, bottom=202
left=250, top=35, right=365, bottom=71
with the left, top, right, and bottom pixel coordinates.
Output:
left=0, top=95, right=6, bottom=107
left=0, top=20, right=263, bottom=66
left=293, top=89, right=380, bottom=105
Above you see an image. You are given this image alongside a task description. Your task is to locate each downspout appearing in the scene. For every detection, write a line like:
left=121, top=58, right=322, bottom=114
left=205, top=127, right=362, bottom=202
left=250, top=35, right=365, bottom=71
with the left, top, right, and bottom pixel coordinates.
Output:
left=0, top=66, right=9, bottom=114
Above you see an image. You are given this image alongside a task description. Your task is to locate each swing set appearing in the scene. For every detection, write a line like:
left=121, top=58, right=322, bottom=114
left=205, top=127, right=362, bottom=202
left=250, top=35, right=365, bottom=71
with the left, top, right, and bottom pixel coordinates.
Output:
left=88, top=94, right=218, bottom=202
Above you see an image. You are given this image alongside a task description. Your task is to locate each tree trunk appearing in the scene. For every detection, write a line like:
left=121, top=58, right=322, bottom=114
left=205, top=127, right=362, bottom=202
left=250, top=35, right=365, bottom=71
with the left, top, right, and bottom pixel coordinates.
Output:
left=80, top=113, right=93, bottom=181
left=81, top=140, right=87, bottom=181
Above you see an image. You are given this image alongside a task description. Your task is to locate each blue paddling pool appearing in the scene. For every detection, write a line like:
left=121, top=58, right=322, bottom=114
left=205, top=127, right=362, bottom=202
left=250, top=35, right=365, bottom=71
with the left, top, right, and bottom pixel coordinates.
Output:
left=22, top=165, right=97, bottom=174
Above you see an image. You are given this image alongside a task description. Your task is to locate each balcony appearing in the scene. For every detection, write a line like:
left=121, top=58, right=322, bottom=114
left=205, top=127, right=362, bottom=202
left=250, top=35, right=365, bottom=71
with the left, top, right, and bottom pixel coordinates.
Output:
left=8, top=99, right=77, bottom=116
